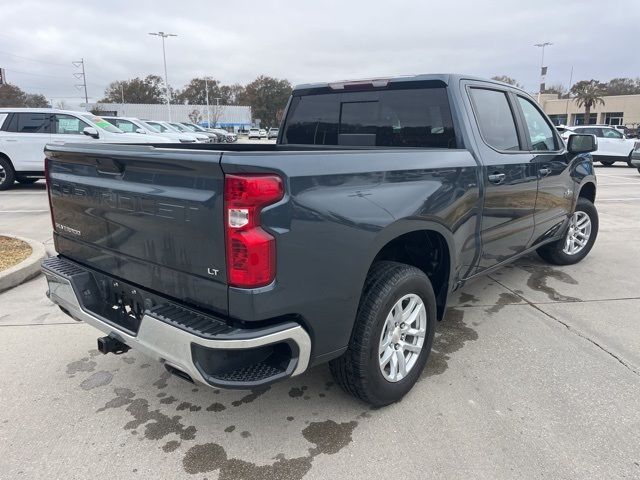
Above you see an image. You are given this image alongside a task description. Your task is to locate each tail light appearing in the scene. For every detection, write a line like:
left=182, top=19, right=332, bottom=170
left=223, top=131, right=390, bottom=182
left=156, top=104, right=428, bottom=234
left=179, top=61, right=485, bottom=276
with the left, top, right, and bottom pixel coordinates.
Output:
left=224, top=174, right=283, bottom=288
left=44, top=157, right=56, bottom=231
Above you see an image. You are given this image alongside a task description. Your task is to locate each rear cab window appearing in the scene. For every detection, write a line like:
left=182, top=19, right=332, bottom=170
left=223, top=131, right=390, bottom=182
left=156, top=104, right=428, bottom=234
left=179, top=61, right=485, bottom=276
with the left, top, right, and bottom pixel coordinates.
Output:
left=282, top=82, right=457, bottom=148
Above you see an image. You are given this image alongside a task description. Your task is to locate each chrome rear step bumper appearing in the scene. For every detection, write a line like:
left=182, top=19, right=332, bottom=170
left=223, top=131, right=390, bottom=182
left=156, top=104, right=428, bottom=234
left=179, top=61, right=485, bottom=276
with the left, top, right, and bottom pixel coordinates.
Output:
left=42, top=256, right=311, bottom=389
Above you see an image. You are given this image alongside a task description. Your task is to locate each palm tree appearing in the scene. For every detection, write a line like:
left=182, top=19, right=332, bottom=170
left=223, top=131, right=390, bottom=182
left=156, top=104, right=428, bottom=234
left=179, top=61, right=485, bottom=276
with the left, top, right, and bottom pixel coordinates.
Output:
left=570, top=80, right=606, bottom=125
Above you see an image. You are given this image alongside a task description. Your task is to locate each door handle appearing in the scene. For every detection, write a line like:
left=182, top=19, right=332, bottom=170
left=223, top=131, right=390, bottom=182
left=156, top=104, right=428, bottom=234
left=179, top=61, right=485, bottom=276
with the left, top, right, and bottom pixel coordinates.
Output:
left=539, top=167, right=551, bottom=176
left=487, top=172, right=506, bottom=184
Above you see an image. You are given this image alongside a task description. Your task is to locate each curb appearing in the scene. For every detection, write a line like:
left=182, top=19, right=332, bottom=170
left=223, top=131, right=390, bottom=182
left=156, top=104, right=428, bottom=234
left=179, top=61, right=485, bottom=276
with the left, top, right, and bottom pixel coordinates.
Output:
left=0, top=235, right=47, bottom=293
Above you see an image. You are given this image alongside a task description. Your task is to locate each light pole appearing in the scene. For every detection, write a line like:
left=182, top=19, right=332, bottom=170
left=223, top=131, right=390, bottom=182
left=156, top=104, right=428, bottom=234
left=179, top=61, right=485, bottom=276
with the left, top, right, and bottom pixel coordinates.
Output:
left=534, top=42, right=552, bottom=102
left=205, top=77, right=211, bottom=127
left=149, top=31, right=177, bottom=120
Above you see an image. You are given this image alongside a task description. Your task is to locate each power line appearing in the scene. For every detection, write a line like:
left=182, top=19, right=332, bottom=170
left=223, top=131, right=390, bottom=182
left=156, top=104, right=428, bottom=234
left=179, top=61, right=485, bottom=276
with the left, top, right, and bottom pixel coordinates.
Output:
left=0, top=50, right=70, bottom=67
left=3, top=67, right=71, bottom=80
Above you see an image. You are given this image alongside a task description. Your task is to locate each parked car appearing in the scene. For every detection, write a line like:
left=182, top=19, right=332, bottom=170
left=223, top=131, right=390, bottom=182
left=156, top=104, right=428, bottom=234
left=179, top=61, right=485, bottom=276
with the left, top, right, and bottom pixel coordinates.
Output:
left=211, top=128, right=237, bottom=143
left=631, top=141, right=640, bottom=174
left=0, top=108, right=170, bottom=190
left=248, top=128, right=261, bottom=139
left=103, top=117, right=197, bottom=143
left=259, top=129, right=267, bottom=138
left=42, top=74, right=599, bottom=406
left=267, top=128, right=279, bottom=139
left=144, top=121, right=211, bottom=143
left=173, top=122, right=219, bottom=142
left=562, top=125, right=635, bottom=166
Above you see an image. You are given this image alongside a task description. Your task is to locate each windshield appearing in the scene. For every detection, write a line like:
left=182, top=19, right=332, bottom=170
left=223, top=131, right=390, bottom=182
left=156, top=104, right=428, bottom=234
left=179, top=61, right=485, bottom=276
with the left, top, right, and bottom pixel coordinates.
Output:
left=170, top=122, right=190, bottom=132
left=180, top=123, right=198, bottom=132
left=82, top=115, right=123, bottom=133
left=140, top=120, right=162, bottom=133
left=282, top=86, right=457, bottom=148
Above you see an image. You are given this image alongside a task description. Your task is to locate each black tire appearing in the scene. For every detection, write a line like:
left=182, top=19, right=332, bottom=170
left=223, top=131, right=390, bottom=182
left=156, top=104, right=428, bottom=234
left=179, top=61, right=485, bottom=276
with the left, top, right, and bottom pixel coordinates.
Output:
left=536, top=197, right=598, bottom=265
left=0, top=156, right=16, bottom=191
left=329, top=261, right=437, bottom=406
left=600, top=160, right=615, bottom=166
left=637, top=168, right=640, bottom=175
left=627, top=153, right=634, bottom=168
left=16, top=177, right=39, bottom=185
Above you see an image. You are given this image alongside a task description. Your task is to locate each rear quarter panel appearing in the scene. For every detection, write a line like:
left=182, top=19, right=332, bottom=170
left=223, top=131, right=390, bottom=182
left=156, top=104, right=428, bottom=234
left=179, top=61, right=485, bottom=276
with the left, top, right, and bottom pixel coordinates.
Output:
left=221, top=149, right=481, bottom=361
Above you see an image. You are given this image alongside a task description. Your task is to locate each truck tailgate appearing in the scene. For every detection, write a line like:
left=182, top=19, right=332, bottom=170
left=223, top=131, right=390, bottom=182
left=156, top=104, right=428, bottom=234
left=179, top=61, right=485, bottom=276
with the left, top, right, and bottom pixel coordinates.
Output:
left=46, top=143, right=228, bottom=316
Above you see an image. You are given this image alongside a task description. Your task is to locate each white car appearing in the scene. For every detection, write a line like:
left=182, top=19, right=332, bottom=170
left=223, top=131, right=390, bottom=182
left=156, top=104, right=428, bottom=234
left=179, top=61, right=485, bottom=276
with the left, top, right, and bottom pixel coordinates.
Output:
left=0, top=108, right=170, bottom=190
left=562, top=125, right=636, bottom=166
left=102, top=116, right=197, bottom=143
left=144, top=121, right=210, bottom=143
left=169, top=122, right=215, bottom=143
left=259, top=129, right=267, bottom=138
left=248, top=128, right=261, bottom=140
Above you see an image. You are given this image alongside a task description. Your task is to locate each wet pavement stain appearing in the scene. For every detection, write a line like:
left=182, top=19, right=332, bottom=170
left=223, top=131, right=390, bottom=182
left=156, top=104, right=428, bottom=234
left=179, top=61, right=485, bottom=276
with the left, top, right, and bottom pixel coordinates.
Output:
left=160, top=395, right=178, bottom=405
left=288, top=387, right=304, bottom=398
left=206, top=402, right=226, bottom=412
left=182, top=420, right=358, bottom=478
left=240, top=431, right=251, bottom=438
left=231, top=387, right=270, bottom=407
left=177, top=402, right=202, bottom=412
left=423, top=308, right=478, bottom=378
left=458, top=292, right=480, bottom=305
left=224, top=425, right=235, bottom=433
left=153, top=371, right=171, bottom=389
left=66, top=358, right=97, bottom=375
left=163, top=440, right=181, bottom=453
left=518, top=264, right=581, bottom=302
left=485, top=292, right=522, bottom=315
left=140, top=363, right=151, bottom=369
left=97, top=388, right=197, bottom=442
left=80, top=371, right=113, bottom=391
left=302, top=420, right=358, bottom=455
left=122, top=357, right=135, bottom=365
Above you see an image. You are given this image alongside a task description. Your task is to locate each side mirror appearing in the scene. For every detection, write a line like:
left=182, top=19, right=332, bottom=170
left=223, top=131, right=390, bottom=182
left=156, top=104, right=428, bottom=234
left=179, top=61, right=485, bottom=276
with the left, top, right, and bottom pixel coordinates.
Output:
left=567, top=134, right=597, bottom=154
left=83, top=127, right=99, bottom=139
left=136, top=128, right=147, bottom=134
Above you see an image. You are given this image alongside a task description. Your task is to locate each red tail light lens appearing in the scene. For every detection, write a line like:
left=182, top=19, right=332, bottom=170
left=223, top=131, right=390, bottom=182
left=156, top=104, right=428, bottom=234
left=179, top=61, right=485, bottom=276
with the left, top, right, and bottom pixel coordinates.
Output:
left=224, top=174, right=283, bottom=288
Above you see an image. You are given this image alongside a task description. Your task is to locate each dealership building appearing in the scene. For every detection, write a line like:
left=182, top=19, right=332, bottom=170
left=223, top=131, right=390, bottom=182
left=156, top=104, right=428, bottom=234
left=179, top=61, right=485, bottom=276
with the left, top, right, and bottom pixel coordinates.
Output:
left=87, top=103, right=252, bottom=131
left=539, top=93, right=640, bottom=128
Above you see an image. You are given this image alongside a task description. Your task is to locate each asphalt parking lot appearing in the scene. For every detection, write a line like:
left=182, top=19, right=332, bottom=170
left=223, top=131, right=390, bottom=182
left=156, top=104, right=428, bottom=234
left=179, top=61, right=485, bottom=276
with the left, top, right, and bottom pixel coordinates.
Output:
left=1, top=166, right=639, bottom=479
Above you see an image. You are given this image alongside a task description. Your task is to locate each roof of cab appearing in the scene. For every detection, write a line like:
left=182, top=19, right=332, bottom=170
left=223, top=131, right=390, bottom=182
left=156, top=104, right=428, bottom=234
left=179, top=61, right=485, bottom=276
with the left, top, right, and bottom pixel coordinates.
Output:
left=293, top=73, right=529, bottom=95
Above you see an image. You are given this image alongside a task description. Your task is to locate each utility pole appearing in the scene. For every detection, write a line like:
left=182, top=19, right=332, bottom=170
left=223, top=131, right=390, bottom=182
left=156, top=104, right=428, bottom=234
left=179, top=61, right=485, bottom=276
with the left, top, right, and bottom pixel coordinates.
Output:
left=534, top=42, right=552, bottom=103
left=564, top=66, right=574, bottom=125
left=72, top=59, right=89, bottom=109
left=205, top=77, right=211, bottom=127
left=120, top=83, right=125, bottom=115
left=149, top=31, right=177, bottom=121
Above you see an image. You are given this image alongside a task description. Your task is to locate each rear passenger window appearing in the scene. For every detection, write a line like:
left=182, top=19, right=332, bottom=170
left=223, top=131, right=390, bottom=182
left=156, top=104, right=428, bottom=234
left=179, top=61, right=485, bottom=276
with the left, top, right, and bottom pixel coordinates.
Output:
left=469, top=88, right=520, bottom=151
left=283, top=86, right=457, bottom=148
left=3, top=113, right=50, bottom=133
left=517, top=96, right=558, bottom=151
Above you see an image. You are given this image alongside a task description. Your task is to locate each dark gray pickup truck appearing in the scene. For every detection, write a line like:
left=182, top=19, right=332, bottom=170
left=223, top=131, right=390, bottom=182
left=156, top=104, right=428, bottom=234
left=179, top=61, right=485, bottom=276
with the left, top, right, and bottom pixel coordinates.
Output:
left=42, top=74, right=599, bottom=406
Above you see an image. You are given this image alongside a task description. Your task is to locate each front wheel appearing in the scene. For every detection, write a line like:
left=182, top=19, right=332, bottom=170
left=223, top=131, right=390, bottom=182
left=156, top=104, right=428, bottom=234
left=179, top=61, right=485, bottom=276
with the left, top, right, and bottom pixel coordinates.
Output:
left=536, top=197, right=598, bottom=265
left=600, top=160, right=615, bottom=166
left=329, top=261, right=436, bottom=406
left=0, top=156, right=16, bottom=191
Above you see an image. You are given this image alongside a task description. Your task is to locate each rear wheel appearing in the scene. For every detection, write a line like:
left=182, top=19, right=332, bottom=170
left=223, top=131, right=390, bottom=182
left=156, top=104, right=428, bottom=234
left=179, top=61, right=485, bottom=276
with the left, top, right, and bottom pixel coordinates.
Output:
left=0, top=156, right=16, bottom=191
left=628, top=153, right=634, bottom=168
left=329, top=261, right=436, bottom=406
left=536, top=197, right=598, bottom=265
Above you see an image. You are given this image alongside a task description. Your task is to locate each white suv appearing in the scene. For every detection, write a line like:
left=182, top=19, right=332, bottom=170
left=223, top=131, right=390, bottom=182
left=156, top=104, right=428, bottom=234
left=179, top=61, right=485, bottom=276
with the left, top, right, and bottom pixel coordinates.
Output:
left=0, top=108, right=170, bottom=190
left=561, top=125, right=636, bottom=166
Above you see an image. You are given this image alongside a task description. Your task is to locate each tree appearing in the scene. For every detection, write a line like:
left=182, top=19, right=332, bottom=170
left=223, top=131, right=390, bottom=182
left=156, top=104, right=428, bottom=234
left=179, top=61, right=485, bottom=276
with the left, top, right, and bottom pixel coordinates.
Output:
left=175, top=77, right=221, bottom=105
left=188, top=109, right=203, bottom=123
left=24, top=93, right=49, bottom=108
left=239, top=76, right=292, bottom=128
left=219, top=83, right=245, bottom=105
left=491, top=75, right=523, bottom=88
left=101, top=75, right=166, bottom=104
left=0, top=83, right=50, bottom=107
left=571, top=80, right=606, bottom=124
left=603, top=77, right=640, bottom=96
left=90, top=105, right=106, bottom=115
left=543, top=84, right=567, bottom=97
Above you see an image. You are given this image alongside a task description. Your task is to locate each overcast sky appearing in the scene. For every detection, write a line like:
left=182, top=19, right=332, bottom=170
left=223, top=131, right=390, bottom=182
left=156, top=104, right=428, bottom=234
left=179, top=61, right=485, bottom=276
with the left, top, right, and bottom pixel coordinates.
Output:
left=0, top=0, right=637, bottom=107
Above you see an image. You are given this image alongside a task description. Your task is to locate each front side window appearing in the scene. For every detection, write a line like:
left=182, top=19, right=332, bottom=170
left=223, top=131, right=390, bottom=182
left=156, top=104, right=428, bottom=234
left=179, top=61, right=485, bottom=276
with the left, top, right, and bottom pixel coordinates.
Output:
left=602, top=128, right=623, bottom=139
left=6, top=113, right=50, bottom=133
left=283, top=86, right=456, bottom=148
left=469, top=88, right=520, bottom=151
left=81, top=115, right=123, bottom=133
left=517, top=96, right=558, bottom=151
left=114, top=119, right=137, bottom=133
left=577, top=127, right=601, bottom=137
left=53, top=114, right=90, bottom=135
